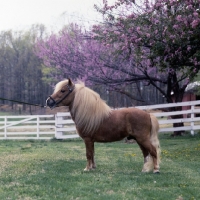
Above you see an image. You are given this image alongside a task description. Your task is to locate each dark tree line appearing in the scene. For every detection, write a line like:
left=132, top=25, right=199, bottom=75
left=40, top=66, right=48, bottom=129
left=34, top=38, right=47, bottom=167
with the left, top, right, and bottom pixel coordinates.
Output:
left=0, top=26, right=52, bottom=112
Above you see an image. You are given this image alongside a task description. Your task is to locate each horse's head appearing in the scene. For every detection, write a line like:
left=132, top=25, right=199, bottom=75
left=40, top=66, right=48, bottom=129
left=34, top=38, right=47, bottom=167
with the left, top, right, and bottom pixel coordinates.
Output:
left=46, top=79, right=75, bottom=109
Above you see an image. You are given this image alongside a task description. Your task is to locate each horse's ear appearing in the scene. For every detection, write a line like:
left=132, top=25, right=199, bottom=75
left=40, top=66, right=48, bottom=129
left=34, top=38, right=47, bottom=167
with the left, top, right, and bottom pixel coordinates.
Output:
left=68, top=78, right=73, bottom=86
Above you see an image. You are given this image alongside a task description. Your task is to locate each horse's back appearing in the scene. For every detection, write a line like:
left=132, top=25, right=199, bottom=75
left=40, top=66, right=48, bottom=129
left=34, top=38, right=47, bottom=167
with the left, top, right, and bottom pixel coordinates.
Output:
left=117, top=107, right=152, bottom=132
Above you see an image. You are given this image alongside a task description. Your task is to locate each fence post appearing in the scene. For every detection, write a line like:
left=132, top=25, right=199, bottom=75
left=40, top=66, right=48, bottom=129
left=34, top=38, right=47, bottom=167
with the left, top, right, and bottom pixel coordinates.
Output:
left=37, top=116, right=39, bottom=139
left=55, top=114, right=63, bottom=139
left=4, top=116, right=7, bottom=139
left=191, top=105, right=194, bottom=136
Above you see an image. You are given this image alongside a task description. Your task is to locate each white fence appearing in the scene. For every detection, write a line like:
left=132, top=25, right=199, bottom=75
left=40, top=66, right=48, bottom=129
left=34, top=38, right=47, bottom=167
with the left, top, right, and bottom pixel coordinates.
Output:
left=55, top=112, right=78, bottom=139
left=137, top=100, right=200, bottom=135
left=0, top=115, right=55, bottom=140
left=0, top=100, right=200, bottom=139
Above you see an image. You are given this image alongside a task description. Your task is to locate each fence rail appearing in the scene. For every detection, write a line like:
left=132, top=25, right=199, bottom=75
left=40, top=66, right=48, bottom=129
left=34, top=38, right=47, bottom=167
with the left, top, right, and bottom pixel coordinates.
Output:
left=136, top=100, right=200, bottom=135
left=0, top=100, right=200, bottom=139
left=55, top=112, right=78, bottom=139
left=0, top=115, right=55, bottom=140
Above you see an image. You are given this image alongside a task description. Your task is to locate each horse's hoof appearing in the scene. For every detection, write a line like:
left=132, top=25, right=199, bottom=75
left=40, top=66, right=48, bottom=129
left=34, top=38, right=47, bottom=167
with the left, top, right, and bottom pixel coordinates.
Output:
left=84, top=167, right=95, bottom=171
left=142, top=168, right=150, bottom=173
left=153, top=170, right=160, bottom=174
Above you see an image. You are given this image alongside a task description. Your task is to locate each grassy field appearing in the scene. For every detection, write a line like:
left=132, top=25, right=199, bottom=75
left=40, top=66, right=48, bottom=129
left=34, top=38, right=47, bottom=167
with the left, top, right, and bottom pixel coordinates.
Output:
left=0, top=133, right=199, bottom=200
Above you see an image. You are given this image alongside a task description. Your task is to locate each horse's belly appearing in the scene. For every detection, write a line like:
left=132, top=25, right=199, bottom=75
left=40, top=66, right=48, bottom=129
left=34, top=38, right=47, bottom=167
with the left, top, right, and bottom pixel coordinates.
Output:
left=92, top=107, right=151, bottom=143
left=93, top=131, right=127, bottom=143
left=93, top=117, right=128, bottom=142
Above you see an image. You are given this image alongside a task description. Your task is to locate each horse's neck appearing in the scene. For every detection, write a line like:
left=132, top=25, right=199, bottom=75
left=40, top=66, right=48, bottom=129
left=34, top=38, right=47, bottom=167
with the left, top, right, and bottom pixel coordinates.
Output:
left=69, top=105, right=75, bottom=121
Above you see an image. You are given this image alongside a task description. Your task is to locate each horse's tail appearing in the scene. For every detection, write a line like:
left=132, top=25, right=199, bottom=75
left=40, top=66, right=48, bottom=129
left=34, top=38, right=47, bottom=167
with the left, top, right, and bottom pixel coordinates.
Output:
left=150, top=114, right=161, bottom=165
left=142, top=114, right=161, bottom=172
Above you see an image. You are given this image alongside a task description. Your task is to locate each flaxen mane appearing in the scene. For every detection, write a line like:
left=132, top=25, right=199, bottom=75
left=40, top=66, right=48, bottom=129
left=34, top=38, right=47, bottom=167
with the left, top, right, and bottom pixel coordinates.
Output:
left=54, top=80, right=112, bottom=134
left=71, top=82, right=112, bottom=134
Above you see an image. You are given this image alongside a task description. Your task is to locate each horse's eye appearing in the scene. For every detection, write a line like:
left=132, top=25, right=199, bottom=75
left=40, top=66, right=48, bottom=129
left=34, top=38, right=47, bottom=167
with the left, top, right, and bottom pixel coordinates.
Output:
left=61, top=90, right=65, bottom=93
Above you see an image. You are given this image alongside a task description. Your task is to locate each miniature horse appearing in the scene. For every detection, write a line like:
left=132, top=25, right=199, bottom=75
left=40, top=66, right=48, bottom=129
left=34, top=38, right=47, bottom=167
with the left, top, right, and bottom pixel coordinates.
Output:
left=46, top=79, right=161, bottom=173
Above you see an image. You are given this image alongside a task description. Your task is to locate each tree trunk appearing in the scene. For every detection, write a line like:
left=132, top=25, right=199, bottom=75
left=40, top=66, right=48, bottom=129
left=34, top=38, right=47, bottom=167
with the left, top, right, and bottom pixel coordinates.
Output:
left=166, top=72, right=186, bottom=136
left=170, top=106, right=185, bottom=136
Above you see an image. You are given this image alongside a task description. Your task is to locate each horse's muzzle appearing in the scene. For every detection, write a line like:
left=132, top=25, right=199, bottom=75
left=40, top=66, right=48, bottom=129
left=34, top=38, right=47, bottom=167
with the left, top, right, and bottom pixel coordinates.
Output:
left=46, top=96, right=56, bottom=109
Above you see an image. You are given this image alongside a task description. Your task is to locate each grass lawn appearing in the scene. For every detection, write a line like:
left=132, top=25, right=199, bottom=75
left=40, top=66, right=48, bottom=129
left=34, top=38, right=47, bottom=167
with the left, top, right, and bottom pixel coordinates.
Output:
left=0, top=133, right=199, bottom=200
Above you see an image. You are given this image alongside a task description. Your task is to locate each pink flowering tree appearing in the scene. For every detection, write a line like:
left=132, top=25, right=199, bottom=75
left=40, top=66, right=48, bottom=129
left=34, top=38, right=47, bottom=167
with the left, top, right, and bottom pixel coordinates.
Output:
left=37, top=1, right=200, bottom=135
left=37, top=25, right=167, bottom=102
left=36, top=24, right=150, bottom=101
left=93, top=0, right=200, bottom=103
left=93, top=0, right=200, bottom=135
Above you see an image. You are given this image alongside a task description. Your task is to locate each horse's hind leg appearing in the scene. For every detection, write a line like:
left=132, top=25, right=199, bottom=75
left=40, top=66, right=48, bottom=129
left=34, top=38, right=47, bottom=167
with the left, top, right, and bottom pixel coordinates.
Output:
left=83, top=138, right=96, bottom=171
left=137, top=143, right=151, bottom=172
left=138, top=140, right=159, bottom=173
left=149, top=145, right=160, bottom=173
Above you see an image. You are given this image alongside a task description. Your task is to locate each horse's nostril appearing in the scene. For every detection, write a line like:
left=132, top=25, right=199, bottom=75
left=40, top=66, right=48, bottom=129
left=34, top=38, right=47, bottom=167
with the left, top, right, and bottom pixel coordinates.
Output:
left=46, top=96, right=57, bottom=109
left=46, top=98, right=53, bottom=107
left=46, top=99, right=50, bottom=106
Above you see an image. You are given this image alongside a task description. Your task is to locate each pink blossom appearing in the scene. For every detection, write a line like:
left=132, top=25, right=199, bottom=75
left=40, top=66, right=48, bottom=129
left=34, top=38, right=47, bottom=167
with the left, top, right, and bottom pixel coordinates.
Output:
left=187, top=46, right=191, bottom=51
left=136, top=27, right=140, bottom=31
left=135, top=38, right=142, bottom=43
left=193, top=12, right=198, bottom=17
left=121, top=34, right=125, bottom=38
left=191, top=20, right=199, bottom=28
left=169, top=34, right=175, bottom=39
left=146, top=33, right=150, bottom=38
left=176, top=15, right=182, bottom=21
left=121, top=46, right=126, bottom=50
left=173, top=25, right=179, bottom=29
left=154, top=2, right=161, bottom=9
left=187, top=5, right=193, bottom=10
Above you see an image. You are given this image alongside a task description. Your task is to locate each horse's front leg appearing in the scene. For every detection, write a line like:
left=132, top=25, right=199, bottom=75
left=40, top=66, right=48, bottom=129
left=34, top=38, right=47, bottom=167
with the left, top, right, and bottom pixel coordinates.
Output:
left=83, top=138, right=96, bottom=171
